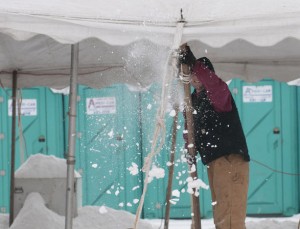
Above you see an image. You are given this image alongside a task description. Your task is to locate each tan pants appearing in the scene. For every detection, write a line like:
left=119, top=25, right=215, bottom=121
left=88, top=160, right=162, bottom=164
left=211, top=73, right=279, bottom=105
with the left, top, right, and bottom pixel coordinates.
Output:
left=207, top=154, right=249, bottom=229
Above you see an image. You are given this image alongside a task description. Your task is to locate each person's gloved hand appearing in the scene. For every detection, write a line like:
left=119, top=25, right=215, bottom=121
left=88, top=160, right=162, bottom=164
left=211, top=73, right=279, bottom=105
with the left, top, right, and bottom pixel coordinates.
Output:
left=179, top=46, right=196, bottom=68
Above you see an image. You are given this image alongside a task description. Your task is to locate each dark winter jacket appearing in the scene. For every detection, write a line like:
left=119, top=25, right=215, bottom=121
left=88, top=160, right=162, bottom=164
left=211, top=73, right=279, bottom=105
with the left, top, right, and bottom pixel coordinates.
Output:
left=185, top=61, right=250, bottom=165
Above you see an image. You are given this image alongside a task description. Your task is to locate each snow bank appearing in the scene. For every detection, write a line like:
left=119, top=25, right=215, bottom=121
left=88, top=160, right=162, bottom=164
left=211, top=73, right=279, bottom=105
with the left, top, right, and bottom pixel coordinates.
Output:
left=10, top=193, right=64, bottom=229
left=10, top=192, right=153, bottom=229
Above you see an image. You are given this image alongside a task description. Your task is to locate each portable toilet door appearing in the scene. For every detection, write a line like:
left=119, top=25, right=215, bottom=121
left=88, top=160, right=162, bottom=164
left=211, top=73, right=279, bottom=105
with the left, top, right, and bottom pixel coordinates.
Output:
left=0, top=88, right=9, bottom=214
left=228, top=79, right=298, bottom=216
left=0, top=87, right=65, bottom=214
left=67, top=84, right=143, bottom=214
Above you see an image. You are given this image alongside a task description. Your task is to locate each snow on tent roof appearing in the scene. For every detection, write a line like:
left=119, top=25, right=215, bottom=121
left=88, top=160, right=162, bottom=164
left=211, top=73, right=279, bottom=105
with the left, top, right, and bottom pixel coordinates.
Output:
left=1, top=0, right=300, bottom=46
left=15, top=154, right=81, bottom=178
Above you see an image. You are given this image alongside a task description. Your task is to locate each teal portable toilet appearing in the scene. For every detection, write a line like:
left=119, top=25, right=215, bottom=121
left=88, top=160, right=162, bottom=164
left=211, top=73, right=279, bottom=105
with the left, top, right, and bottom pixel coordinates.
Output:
left=280, top=82, right=299, bottom=216
left=0, top=87, right=9, bottom=214
left=229, top=79, right=299, bottom=216
left=0, top=87, right=65, bottom=214
left=64, top=84, right=143, bottom=214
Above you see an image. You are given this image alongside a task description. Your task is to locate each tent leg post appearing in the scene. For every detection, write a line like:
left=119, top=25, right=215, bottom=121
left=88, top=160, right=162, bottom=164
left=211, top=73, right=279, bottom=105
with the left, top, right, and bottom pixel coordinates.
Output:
left=180, top=43, right=202, bottom=229
left=9, top=70, right=18, bottom=226
left=65, top=43, right=79, bottom=229
left=183, top=81, right=202, bottom=229
left=164, top=104, right=179, bottom=229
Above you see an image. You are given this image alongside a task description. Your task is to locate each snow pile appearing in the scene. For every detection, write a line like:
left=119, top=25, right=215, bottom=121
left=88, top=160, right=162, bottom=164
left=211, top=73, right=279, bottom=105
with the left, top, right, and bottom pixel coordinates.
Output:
left=9, top=193, right=153, bottom=229
left=10, top=193, right=64, bottom=229
left=15, top=154, right=80, bottom=178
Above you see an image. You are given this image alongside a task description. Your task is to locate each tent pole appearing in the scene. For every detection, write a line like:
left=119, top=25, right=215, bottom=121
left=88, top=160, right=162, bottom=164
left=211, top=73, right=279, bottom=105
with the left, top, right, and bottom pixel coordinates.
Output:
left=180, top=44, right=202, bottom=229
left=9, top=70, right=17, bottom=226
left=164, top=104, right=179, bottom=229
left=184, top=81, right=201, bottom=229
left=65, top=43, right=79, bottom=229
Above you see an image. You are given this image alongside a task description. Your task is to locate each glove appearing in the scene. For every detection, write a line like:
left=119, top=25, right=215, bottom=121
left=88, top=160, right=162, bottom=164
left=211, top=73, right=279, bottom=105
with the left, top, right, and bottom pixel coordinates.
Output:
left=179, top=46, right=196, bottom=68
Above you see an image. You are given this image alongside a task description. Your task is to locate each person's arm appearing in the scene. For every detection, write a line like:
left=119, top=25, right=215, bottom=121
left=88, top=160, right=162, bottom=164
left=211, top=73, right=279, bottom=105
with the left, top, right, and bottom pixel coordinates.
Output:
left=192, top=61, right=232, bottom=112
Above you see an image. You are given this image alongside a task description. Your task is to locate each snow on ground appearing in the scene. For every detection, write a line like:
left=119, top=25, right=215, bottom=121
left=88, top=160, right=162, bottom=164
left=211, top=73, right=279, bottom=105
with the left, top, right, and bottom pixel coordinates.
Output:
left=150, top=216, right=300, bottom=229
left=0, top=193, right=299, bottom=229
left=1, top=154, right=299, bottom=229
left=1, top=192, right=153, bottom=229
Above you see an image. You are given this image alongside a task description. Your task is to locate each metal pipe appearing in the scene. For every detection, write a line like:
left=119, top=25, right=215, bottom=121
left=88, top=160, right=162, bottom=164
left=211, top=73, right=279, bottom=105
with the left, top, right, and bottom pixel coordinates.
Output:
left=181, top=43, right=202, bottom=229
left=9, top=70, right=18, bottom=226
left=65, top=43, right=79, bottom=229
left=183, top=81, right=201, bottom=229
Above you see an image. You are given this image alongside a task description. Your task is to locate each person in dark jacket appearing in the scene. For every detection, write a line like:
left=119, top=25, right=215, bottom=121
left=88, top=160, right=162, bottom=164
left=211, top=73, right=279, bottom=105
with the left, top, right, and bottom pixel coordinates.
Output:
left=180, top=46, right=250, bottom=229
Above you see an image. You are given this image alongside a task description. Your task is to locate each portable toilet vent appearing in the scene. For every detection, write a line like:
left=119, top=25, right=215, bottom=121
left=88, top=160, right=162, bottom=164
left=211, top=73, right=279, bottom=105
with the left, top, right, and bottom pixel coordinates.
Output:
left=14, top=153, right=82, bottom=219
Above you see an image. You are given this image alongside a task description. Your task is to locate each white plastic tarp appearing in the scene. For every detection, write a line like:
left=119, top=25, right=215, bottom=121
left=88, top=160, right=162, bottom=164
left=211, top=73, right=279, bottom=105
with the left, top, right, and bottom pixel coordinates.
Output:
left=0, top=0, right=300, bottom=88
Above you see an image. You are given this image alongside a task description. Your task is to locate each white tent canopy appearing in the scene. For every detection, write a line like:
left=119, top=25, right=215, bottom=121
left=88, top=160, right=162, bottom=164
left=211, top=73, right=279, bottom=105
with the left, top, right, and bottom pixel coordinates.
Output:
left=1, top=0, right=300, bottom=88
